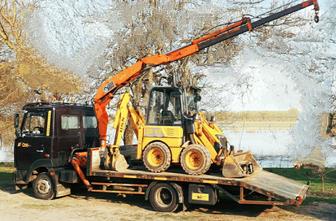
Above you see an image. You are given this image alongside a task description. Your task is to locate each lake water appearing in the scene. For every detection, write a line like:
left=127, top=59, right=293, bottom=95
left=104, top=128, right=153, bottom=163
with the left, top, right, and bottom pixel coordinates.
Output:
left=224, top=131, right=336, bottom=168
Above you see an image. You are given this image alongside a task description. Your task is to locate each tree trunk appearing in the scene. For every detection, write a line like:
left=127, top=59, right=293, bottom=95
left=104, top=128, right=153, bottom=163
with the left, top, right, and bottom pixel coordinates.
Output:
left=123, top=119, right=134, bottom=145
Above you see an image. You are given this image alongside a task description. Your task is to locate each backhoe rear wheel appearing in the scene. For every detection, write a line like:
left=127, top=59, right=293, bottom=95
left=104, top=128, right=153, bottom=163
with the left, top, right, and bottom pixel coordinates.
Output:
left=143, top=142, right=171, bottom=173
left=180, top=144, right=212, bottom=175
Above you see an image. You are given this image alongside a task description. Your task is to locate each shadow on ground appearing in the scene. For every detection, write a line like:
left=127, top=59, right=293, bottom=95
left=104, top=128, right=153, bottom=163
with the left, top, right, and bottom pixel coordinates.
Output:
left=68, top=189, right=270, bottom=217
left=1, top=167, right=335, bottom=220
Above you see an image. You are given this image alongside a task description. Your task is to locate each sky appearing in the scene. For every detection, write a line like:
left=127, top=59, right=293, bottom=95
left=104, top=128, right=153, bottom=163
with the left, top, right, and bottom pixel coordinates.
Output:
left=1, top=0, right=335, bottom=163
left=27, top=0, right=332, bottom=112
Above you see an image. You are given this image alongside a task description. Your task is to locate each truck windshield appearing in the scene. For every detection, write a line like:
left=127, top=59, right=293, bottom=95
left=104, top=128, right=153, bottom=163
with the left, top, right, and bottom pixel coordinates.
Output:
left=22, top=111, right=47, bottom=136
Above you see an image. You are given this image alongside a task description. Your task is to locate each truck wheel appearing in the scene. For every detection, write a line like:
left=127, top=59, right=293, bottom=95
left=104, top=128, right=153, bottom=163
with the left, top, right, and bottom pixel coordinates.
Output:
left=149, top=183, right=179, bottom=212
left=143, top=142, right=171, bottom=173
left=180, top=144, right=212, bottom=175
left=32, top=172, right=55, bottom=200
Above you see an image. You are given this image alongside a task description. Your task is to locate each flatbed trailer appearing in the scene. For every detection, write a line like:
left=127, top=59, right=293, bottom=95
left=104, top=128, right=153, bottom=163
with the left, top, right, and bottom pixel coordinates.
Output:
left=89, top=169, right=308, bottom=205
left=82, top=148, right=308, bottom=211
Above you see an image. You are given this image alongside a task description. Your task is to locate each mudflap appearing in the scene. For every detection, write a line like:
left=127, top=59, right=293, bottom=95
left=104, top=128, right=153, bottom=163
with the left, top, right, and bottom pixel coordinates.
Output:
left=13, top=171, right=28, bottom=191
left=241, top=170, right=308, bottom=206
left=50, top=172, right=71, bottom=198
left=55, top=183, right=71, bottom=198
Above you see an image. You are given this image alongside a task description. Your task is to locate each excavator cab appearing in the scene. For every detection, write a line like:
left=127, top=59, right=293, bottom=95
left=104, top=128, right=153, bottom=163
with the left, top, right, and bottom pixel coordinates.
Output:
left=146, top=86, right=201, bottom=143
left=147, top=87, right=183, bottom=126
left=146, top=86, right=199, bottom=128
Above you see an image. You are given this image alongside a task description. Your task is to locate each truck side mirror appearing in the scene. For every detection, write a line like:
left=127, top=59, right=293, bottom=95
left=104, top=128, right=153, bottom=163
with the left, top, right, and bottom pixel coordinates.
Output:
left=14, top=113, right=20, bottom=137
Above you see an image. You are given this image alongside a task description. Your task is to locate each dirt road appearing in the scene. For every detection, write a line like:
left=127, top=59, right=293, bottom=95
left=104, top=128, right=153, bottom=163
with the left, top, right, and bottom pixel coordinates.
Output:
left=0, top=185, right=335, bottom=221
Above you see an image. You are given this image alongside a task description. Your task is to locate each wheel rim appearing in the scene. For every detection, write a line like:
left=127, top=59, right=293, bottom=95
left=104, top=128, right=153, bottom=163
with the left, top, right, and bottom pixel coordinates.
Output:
left=185, top=149, right=204, bottom=171
left=155, top=187, right=173, bottom=208
left=147, top=147, right=165, bottom=168
left=36, top=178, right=51, bottom=195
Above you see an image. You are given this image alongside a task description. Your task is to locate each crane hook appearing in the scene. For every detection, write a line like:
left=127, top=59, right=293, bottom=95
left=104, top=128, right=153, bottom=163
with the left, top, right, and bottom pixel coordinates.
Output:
left=314, top=11, right=319, bottom=23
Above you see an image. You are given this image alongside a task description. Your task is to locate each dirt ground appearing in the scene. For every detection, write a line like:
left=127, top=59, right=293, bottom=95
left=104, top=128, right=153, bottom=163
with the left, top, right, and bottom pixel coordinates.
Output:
left=0, top=185, right=335, bottom=221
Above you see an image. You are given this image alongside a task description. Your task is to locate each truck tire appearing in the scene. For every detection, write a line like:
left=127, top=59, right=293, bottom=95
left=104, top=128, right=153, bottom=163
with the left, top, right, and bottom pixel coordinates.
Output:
left=32, top=172, right=55, bottom=200
left=149, top=183, right=179, bottom=212
left=180, top=144, right=212, bottom=175
left=143, top=142, right=171, bottom=173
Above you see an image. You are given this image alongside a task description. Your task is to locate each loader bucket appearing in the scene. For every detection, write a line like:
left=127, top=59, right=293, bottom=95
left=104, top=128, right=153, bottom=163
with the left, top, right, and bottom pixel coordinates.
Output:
left=99, top=148, right=129, bottom=171
left=112, top=153, right=129, bottom=172
left=222, top=151, right=261, bottom=178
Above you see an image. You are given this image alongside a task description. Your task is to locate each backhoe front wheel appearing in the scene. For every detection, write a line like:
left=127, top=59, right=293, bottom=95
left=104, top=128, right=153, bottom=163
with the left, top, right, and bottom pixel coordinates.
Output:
left=143, top=142, right=171, bottom=173
left=180, top=144, right=212, bottom=175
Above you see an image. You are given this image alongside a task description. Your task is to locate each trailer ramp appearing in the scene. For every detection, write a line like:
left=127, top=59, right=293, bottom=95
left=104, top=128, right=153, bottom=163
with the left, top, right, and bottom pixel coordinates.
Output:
left=230, top=170, right=308, bottom=206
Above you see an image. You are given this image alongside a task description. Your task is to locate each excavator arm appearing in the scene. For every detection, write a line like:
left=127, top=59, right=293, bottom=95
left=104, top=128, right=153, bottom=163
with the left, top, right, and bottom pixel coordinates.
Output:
left=94, top=0, right=319, bottom=147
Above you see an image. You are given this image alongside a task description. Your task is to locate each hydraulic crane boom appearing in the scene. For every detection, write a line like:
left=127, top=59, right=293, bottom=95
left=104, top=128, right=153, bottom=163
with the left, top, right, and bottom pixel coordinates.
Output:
left=94, top=0, right=319, bottom=147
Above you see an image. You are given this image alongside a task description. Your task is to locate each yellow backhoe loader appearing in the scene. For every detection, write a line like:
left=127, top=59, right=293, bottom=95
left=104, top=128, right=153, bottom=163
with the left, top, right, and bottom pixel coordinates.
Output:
left=106, top=89, right=258, bottom=177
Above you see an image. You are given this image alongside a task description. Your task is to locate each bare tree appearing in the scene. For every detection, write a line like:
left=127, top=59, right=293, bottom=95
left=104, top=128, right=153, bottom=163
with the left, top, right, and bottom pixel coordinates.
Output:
left=0, top=1, right=82, bottom=148
left=86, top=1, right=243, bottom=144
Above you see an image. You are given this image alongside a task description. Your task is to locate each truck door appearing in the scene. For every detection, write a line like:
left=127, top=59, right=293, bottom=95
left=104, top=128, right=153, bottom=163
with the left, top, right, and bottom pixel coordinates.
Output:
left=14, top=110, right=52, bottom=170
left=54, top=109, right=82, bottom=166
left=82, top=113, right=99, bottom=148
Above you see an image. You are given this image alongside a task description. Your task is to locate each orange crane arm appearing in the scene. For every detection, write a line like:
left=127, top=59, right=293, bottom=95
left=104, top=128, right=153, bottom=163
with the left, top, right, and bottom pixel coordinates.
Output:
left=94, top=0, right=319, bottom=146
left=94, top=19, right=250, bottom=145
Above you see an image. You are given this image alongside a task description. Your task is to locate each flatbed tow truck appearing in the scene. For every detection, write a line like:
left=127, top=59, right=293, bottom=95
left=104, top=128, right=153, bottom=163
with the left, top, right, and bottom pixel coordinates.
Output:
left=13, top=0, right=318, bottom=212
left=13, top=101, right=309, bottom=212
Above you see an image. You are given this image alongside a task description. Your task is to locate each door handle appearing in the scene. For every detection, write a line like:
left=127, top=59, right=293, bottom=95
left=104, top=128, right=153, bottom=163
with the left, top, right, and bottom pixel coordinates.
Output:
left=36, top=145, right=45, bottom=153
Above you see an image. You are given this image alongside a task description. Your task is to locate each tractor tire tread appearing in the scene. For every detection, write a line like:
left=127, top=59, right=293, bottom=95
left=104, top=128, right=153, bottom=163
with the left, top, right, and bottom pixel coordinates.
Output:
left=143, top=142, right=171, bottom=173
left=180, top=144, right=212, bottom=175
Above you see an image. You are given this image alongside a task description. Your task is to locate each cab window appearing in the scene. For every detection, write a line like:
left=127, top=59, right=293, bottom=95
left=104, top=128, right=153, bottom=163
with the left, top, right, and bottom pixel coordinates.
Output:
left=22, top=112, right=47, bottom=136
left=83, top=116, right=97, bottom=129
left=61, top=115, right=80, bottom=130
left=147, top=89, right=182, bottom=126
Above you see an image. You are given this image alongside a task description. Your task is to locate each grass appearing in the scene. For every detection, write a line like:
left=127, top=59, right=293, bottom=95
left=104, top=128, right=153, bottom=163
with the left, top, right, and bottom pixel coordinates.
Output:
left=0, top=162, right=14, bottom=167
left=0, top=164, right=15, bottom=187
left=265, top=168, right=336, bottom=204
